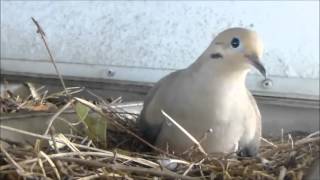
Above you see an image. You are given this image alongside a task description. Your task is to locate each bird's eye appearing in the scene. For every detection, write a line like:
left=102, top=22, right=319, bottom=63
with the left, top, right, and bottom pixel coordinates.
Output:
left=231, top=37, right=240, bottom=48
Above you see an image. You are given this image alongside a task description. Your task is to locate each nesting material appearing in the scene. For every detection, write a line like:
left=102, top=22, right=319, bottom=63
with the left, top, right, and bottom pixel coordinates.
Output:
left=0, top=85, right=319, bottom=180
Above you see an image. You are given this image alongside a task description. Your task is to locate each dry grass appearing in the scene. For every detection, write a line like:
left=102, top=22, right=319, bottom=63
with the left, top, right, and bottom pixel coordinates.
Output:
left=0, top=85, right=319, bottom=180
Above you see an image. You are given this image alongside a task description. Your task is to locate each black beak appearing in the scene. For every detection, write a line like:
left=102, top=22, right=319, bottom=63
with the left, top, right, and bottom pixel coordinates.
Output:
left=245, top=54, right=266, bottom=78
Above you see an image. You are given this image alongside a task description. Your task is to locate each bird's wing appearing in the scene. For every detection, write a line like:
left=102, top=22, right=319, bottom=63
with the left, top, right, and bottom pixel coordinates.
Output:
left=247, top=90, right=262, bottom=145
left=237, top=90, right=262, bottom=157
left=138, top=70, right=182, bottom=141
left=141, top=70, right=181, bottom=117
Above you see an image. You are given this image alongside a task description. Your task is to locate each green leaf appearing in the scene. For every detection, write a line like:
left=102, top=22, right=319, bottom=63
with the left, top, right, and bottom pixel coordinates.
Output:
left=75, top=102, right=90, bottom=121
left=75, top=102, right=107, bottom=148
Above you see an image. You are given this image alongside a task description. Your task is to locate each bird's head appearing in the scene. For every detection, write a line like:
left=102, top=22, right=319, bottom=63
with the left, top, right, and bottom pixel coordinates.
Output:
left=209, top=27, right=266, bottom=77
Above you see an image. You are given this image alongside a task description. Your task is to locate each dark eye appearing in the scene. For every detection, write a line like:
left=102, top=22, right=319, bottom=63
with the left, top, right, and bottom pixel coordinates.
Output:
left=231, top=37, right=240, bottom=48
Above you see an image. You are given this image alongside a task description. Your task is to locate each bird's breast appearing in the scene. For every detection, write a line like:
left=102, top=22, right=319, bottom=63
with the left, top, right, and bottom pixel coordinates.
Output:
left=161, top=74, right=248, bottom=125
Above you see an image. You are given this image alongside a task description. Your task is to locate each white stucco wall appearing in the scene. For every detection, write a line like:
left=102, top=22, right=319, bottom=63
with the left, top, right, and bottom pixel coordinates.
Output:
left=1, top=1, right=319, bottom=98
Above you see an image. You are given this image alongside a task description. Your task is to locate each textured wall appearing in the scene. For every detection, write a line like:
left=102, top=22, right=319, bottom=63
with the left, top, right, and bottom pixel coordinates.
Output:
left=1, top=1, right=319, bottom=79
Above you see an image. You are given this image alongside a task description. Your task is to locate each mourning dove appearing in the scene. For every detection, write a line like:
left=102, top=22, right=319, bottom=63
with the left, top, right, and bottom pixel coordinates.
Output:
left=139, top=27, right=266, bottom=157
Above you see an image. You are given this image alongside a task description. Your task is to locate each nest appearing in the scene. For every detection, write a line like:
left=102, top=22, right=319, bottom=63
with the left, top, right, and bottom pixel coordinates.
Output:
left=0, top=82, right=319, bottom=180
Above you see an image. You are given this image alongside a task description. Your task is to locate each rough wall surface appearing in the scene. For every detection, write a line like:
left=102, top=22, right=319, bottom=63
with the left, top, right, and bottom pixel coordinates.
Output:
left=1, top=1, right=319, bottom=79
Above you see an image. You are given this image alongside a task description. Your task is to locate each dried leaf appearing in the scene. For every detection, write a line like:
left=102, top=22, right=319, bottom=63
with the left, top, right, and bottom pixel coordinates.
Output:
left=29, top=103, right=58, bottom=112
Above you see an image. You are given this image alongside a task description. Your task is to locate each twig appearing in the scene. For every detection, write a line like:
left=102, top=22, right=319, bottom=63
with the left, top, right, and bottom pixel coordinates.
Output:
left=261, top=137, right=278, bottom=148
left=0, top=110, right=75, bottom=120
left=30, top=161, right=37, bottom=175
left=86, top=89, right=108, bottom=105
left=295, top=136, right=320, bottom=145
left=37, top=156, right=47, bottom=177
left=55, top=133, right=85, bottom=159
left=0, top=143, right=27, bottom=176
left=31, top=17, right=70, bottom=98
left=183, top=128, right=213, bottom=155
left=253, top=170, right=276, bottom=180
left=0, top=151, right=162, bottom=171
left=278, top=166, right=287, bottom=180
left=288, top=134, right=294, bottom=149
left=40, top=90, right=48, bottom=104
left=0, top=125, right=162, bottom=169
left=281, top=128, right=284, bottom=144
left=306, top=131, right=320, bottom=138
left=195, top=158, right=206, bottom=179
left=161, top=110, right=207, bottom=156
left=260, top=137, right=320, bottom=157
left=45, top=87, right=84, bottom=99
left=43, top=99, right=74, bottom=135
left=54, top=157, right=198, bottom=180
left=74, top=97, right=103, bottom=113
left=110, top=96, right=122, bottom=104
left=208, top=157, right=226, bottom=173
left=17, top=85, right=45, bottom=109
left=78, top=172, right=126, bottom=180
left=49, top=128, right=60, bottom=153
left=39, top=151, right=61, bottom=180
left=183, top=163, right=195, bottom=176
left=26, top=82, right=41, bottom=101
left=0, top=109, right=137, bottom=121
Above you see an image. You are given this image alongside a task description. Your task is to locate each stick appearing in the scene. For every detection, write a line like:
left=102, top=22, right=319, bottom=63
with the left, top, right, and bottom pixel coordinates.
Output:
left=0, top=151, right=162, bottom=171
left=39, top=151, right=61, bottom=180
left=0, top=125, right=161, bottom=169
left=0, top=144, right=27, bottom=176
left=278, top=166, right=287, bottom=180
left=261, top=137, right=278, bottom=148
left=43, top=99, right=74, bottom=135
left=31, top=17, right=70, bottom=98
left=26, top=82, right=41, bottom=101
left=306, top=131, right=320, bottom=139
left=161, top=110, right=207, bottom=156
left=54, top=157, right=198, bottom=180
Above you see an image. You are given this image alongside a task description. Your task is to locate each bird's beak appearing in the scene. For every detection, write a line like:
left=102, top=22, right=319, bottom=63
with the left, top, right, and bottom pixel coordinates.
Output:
left=245, top=54, right=266, bottom=78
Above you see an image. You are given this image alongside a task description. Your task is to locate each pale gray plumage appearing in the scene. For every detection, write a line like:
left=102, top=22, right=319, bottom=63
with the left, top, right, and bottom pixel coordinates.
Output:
left=139, top=27, right=266, bottom=156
